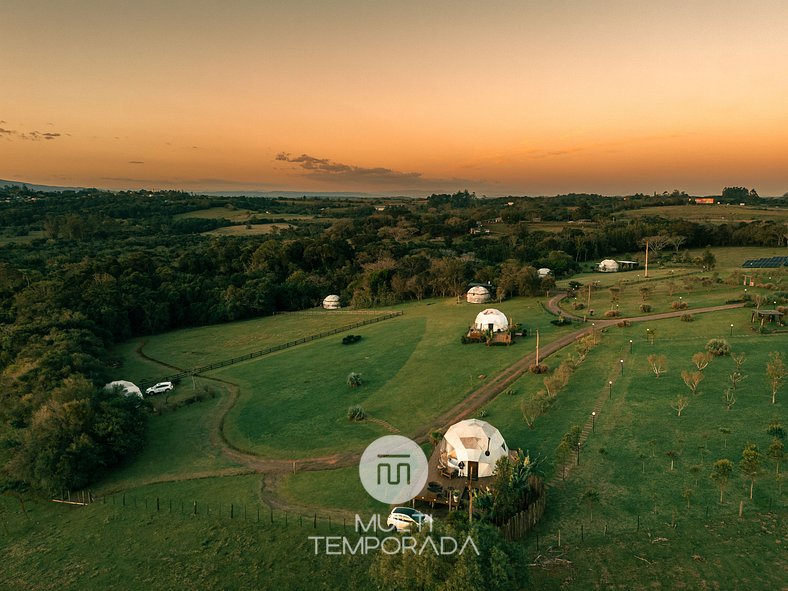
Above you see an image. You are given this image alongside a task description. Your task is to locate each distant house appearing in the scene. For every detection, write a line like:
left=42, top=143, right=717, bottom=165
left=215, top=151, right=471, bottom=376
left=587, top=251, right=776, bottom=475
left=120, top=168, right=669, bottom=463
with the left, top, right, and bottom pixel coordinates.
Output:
left=537, top=268, right=552, bottom=278
left=694, top=197, right=715, bottom=204
left=598, top=259, right=619, bottom=273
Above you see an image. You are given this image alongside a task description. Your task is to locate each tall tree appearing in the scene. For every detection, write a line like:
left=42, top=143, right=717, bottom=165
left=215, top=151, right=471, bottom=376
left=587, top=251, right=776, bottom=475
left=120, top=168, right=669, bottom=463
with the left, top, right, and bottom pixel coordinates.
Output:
left=710, top=459, right=733, bottom=504
left=739, top=443, right=762, bottom=499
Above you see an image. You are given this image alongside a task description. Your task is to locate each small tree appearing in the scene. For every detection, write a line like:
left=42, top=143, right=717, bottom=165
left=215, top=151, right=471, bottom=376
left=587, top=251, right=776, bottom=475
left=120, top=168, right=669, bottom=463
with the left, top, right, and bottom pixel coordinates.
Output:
left=731, top=352, right=746, bottom=371
left=639, top=286, right=651, bottom=301
left=706, top=338, right=731, bottom=357
left=722, top=388, right=736, bottom=410
left=767, top=438, right=784, bottom=476
left=681, top=370, right=704, bottom=396
left=719, top=427, right=731, bottom=449
left=766, top=352, right=786, bottom=404
left=671, top=395, right=689, bottom=417
left=739, top=443, right=761, bottom=499
left=710, top=459, right=733, bottom=504
left=346, top=372, right=363, bottom=388
left=692, top=351, right=713, bottom=371
left=646, top=328, right=656, bottom=345
left=346, top=405, right=366, bottom=421
left=562, top=425, right=582, bottom=466
left=729, top=371, right=747, bottom=391
left=666, top=450, right=679, bottom=470
left=520, top=397, right=541, bottom=429
left=648, top=354, right=667, bottom=378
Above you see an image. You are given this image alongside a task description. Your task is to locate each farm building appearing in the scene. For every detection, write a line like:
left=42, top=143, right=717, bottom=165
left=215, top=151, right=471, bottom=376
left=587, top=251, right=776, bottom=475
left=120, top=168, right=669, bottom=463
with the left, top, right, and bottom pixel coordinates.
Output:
left=597, top=259, right=619, bottom=272
left=322, top=294, right=341, bottom=309
left=439, top=419, right=509, bottom=479
left=466, top=284, right=492, bottom=304
left=537, top=268, right=551, bottom=278
left=104, top=380, right=143, bottom=399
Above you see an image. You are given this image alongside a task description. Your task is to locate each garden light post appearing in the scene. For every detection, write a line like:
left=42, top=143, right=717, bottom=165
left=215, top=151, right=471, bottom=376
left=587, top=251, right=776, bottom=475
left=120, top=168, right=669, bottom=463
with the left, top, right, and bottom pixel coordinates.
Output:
left=608, top=380, right=613, bottom=399
left=620, top=359, right=624, bottom=375
left=730, top=323, right=734, bottom=336
left=591, top=411, right=596, bottom=432
left=629, top=339, right=633, bottom=352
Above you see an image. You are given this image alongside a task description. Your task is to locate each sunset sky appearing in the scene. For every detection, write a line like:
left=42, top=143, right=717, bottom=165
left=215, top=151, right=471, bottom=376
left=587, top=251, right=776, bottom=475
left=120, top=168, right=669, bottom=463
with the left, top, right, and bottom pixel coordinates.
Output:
left=2, top=0, right=788, bottom=196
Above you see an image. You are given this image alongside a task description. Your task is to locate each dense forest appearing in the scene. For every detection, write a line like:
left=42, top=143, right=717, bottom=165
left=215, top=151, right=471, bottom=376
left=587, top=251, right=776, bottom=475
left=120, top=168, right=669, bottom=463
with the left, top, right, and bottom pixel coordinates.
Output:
left=0, top=185, right=785, bottom=492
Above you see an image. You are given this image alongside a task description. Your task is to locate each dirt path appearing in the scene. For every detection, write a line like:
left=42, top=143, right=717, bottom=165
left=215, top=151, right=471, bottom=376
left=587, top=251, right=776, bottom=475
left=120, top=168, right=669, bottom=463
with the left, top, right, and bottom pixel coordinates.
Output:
left=129, top=300, right=746, bottom=509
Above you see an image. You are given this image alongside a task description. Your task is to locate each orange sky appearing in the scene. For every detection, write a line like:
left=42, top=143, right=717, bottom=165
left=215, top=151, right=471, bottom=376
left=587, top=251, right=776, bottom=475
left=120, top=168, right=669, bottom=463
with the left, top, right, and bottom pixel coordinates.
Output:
left=2, top=0, right=788, bottom=195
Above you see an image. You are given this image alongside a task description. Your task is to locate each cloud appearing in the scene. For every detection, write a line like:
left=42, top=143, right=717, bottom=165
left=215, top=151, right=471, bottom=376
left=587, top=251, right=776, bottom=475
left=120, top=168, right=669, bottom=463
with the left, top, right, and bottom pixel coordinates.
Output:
left=275, top=152, right=475, bottom=189
left=0, top=126, right=63, bottom=141
left=128, top=161, right=145, bottom=164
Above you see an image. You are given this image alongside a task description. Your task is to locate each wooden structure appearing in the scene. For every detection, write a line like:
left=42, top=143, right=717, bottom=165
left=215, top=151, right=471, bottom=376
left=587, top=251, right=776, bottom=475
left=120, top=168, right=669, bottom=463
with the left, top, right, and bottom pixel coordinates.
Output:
left=751, top=309, right=785, bottom=326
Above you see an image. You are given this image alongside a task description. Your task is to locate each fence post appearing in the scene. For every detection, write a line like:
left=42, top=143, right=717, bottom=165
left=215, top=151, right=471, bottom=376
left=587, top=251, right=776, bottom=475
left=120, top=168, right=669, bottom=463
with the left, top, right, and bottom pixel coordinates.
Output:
left=270, top=507, right=273, bottom=524
left=231, top=504, right=234, bottom=519
left=157, top=497, right=160, bottom=512
left=581, top=524, right=584, bottom=542
left=314, top=513, right=317, bottom=528
left=193, top=501, right=197, bottom=515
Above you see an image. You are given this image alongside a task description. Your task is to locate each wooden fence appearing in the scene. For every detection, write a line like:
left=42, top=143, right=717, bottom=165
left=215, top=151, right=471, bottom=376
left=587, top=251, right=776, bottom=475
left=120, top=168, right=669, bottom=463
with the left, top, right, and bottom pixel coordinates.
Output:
left=499, top=477, right=547, bottom=542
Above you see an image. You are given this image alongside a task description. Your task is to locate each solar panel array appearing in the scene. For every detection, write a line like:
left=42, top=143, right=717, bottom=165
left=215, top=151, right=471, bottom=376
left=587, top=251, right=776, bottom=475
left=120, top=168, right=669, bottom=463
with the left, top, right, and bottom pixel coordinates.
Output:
left=742, top=256, right=788, bottom=268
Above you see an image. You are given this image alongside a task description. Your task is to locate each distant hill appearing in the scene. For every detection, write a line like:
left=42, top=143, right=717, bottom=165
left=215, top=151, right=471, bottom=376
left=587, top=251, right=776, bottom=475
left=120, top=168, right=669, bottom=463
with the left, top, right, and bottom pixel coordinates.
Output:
left=0, top=178, right=84, bottom=192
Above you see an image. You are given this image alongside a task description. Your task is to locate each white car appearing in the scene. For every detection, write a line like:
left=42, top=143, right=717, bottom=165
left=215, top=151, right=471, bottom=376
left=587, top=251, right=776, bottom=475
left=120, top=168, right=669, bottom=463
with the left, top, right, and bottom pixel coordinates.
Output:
left=386, top=507, right=432, bottom=532
left=145, top=381, right=174, bottom=396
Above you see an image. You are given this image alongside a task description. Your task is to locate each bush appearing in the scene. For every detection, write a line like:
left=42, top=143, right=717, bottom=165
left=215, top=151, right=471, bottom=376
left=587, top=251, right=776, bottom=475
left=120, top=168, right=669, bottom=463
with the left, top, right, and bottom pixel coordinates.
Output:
left=681, top=313, right=694, bottom=322
left=572, top=301, right=585, bottom=310
left=529, top=364, right=549, bottom=374
left=477, top=408, right=488, bottom=418
left=640, top=304, right=652, bottom=313
left=671, top=301, right=688, bottom=310
left=342, top=334, right=362, bottom=345
left=604, top=310, right=620, bottom=318
left=346, top=405, right=366, bottom=421
left=617, top=320, right=631, bottom=327
left=706, top=338, right=731, bottom=356
left=550, top=315, right=572, bottom=326
left=346, top=372, right=363, bottom=387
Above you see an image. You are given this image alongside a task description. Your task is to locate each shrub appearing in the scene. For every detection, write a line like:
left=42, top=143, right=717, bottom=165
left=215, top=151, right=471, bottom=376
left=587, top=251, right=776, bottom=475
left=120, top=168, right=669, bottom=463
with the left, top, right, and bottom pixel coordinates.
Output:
left=550, top=315, right=572, bottom=326
left=706, top=338, right=731, bottom=356
left=572, top=302, right=585, bottom=310
left=346, top=372, right=363, bottom=387
left=604, top=310, right=620, bottom=318
left=342, top=334, right=362, bottom=345
left=346, top=405, right=366, bottom=421
left=640, top=304, right=652, bottom=313
left=681, top=313, right=694, bottom=322
left=477, top=408, right=488, bottom=418
left=529, top=364, right=549, bottom=374
left=429, top=430, right=444, bottom=446
left=617, top=320, right=631, bottom=327
left=671, top=301, right=688, bottom=310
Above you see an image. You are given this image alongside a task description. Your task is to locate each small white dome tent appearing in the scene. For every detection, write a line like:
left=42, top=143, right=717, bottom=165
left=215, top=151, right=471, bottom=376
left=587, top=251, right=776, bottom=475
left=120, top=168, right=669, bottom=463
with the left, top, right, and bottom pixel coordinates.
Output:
left=598, top=259, right=619, bottom=273
left=104, top=380, right=143, bottom=399
left=537, top=268, right=551, bottom=278
left=466, top=285, right=492, bottom=304
left=440, top=419, right=509, bottom=478
left=473, top=308, right=509, bottom=332
left=322, top=294, right=341, bottom=309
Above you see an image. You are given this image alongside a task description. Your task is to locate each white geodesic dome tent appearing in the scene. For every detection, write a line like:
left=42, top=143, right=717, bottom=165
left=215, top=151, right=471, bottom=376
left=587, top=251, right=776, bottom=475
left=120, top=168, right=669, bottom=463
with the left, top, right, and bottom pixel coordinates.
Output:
left=598, top=259, right=619, bottom=272
left=440, top=419, right=509, bottom=478
left=537, top=268, right=551, bottom=278
left=104, top=380, right=143, bottom=399
left=473, top=308, right=509, bottom=332
left=322, top=294, right=341, bottom=309
left=466, top=285, right=492, bottom=304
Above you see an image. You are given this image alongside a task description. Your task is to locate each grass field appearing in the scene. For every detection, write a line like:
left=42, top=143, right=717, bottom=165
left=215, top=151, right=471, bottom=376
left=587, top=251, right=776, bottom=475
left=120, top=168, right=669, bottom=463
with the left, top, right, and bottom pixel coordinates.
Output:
left=205, top=223, right=293, bottom=236
left=4, top=246, right=785, bottom=590
left=215, top=298, right=574, bottom=458
left=618, top=203, right=788, bottom=223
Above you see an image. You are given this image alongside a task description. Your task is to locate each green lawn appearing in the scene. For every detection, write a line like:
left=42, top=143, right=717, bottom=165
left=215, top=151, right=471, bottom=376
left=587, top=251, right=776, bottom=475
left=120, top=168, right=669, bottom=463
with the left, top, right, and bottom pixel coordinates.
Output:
left=138, top=310, right=395, bottom=372
left=213, top=297, right=575, bottom=458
